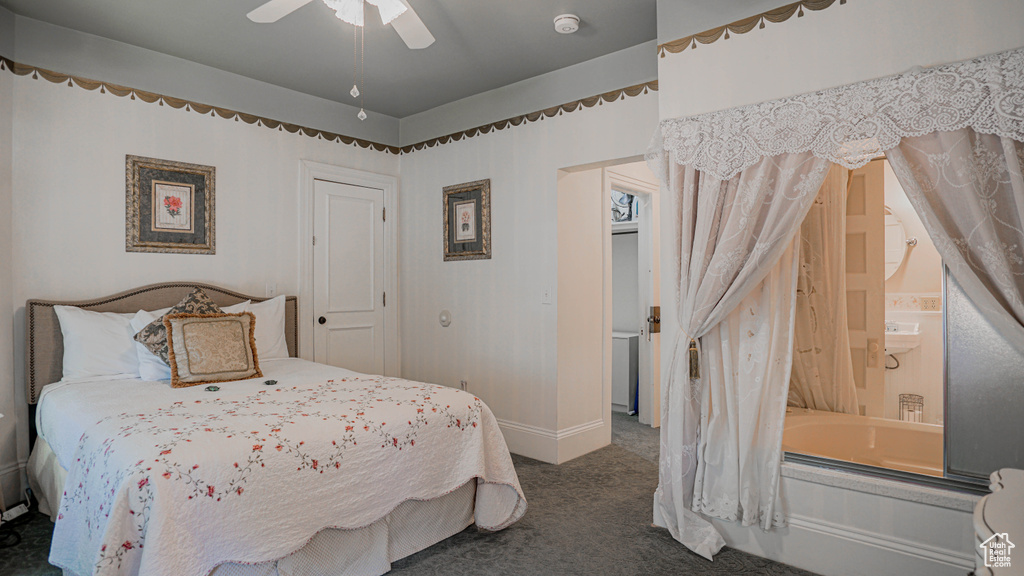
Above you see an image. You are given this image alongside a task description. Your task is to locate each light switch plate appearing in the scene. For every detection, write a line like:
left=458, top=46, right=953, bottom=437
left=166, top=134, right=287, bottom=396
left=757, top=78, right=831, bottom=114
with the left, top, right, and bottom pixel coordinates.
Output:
left=542, top=287, right=552, bottom=305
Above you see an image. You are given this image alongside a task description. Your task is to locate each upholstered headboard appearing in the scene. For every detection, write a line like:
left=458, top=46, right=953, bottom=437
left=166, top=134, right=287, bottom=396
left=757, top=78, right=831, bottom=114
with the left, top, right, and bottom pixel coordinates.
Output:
left=25, top=282, right=298, bottom=404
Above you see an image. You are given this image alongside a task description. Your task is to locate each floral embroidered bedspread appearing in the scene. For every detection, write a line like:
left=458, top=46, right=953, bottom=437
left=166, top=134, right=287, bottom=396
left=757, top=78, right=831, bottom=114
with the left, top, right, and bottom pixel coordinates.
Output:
left=43, top=359, right=526, bottom=576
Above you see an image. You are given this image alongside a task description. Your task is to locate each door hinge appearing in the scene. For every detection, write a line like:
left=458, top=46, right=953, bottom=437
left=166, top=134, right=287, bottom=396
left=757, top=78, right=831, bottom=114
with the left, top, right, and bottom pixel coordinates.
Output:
left=383, top=207, right=386, bottom=222
left=312, top=236, right=316, bottom=246
left=383, top=292, right=386, bottom=307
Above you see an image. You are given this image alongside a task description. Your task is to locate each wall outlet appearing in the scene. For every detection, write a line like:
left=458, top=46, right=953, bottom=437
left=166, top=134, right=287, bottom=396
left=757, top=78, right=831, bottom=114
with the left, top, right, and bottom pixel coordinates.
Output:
left=266, top=283, right=277, bottom=298
left=1, top=503, right=28, bottom=522
left=542, top=287, right=552, bottom=305
left=920, top=297, right=941, bottom=312
left=460, top=380, right=468, bottom=391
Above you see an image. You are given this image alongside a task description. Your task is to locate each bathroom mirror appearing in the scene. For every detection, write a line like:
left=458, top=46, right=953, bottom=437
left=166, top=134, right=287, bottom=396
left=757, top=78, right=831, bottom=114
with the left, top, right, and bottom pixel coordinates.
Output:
left=883, top=206, right=907, bottom=281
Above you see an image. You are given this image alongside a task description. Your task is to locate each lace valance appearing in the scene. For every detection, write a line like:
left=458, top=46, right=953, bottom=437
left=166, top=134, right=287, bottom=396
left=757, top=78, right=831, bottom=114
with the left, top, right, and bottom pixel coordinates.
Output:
left=650, top=46, right=1024, bottom=181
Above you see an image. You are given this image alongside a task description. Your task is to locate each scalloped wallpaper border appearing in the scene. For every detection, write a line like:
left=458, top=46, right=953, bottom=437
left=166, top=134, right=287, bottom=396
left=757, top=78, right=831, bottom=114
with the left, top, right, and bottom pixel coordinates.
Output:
left=0, top=55, right=657, bottom=155
left=0, top=55, right=403, bottom=154
left=657, top=0, right=847, bottom=58
left=400, top=80, right=658, bottom=153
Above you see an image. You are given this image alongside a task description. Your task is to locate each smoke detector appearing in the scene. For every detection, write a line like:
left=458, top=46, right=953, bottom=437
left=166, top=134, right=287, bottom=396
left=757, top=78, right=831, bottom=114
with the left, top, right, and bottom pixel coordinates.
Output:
left=554, top=14, right=580, bottom=34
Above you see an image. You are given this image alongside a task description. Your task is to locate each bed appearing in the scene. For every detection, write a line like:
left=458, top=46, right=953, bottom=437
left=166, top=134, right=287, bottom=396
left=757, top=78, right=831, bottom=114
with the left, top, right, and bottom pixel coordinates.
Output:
left=24, top=283, right=526, bottom=576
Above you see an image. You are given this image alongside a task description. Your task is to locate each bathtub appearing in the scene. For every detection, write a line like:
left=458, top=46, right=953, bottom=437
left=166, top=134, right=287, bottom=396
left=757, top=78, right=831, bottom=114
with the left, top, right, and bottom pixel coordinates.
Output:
left=782, top=408, right=944, bottom=477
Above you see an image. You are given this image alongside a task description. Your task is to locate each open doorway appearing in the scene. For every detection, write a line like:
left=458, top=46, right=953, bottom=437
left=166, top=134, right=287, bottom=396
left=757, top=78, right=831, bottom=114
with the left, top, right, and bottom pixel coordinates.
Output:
left=606, top=162, right=661, bottom=430
left=555, top=156, right=661, bottom=462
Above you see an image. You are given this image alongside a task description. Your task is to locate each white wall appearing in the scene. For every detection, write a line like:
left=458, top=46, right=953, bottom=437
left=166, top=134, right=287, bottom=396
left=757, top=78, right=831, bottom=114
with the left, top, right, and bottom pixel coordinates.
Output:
left=12, top=16, right=399, bottom=146
left=0, top=5, right=17, bottom=505
left=397, top=92, right=659, bottom=463
left=657, top=0, right=1024, bottom=121
left=556, top=167, right=609, bottom=462
left=612, top=232, right=639, bottom=333
left=6, top=73, right=399, bottom=482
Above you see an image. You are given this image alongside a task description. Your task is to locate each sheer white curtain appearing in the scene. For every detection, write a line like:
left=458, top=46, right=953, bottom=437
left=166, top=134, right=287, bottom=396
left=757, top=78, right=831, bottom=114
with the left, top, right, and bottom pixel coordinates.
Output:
left=788, top=166, right=859, bottom=413
left=655, top=151, right=830, bottom=559
left=887, top=129, right=1024, bottom=352
left=693, top=239, right=799, bottom=529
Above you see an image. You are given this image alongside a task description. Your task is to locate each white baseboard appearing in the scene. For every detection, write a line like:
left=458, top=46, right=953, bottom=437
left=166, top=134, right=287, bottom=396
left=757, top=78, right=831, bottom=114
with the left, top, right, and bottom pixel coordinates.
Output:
left=788, top=513, right=974, bottom=571
left=497, top=418, right=608, bottom=464
left=497, top=419, right=559, bottom=463
left=713, top=511, right=973, bottom=576
left=554, top=419, right=607, bottom=463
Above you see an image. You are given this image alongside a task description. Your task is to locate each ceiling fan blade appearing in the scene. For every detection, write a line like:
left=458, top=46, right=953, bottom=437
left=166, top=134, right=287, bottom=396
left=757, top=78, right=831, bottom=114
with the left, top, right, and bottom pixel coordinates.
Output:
left=247, top=0, right=315, bottom=23
left=391, top=0, right=435, bottom=49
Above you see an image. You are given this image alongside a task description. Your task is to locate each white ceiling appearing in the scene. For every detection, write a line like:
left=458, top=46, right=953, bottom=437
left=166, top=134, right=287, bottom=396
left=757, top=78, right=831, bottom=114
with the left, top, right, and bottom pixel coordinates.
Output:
left=0, top=0, right=658, bottom=118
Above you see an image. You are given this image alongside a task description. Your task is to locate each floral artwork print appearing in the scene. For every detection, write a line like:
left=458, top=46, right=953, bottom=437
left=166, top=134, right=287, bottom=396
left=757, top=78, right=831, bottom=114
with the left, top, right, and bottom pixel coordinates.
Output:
left=163, top=196, right=182, bottom=217
left=49, top=374, right=507, bottom=576
left=454, top=200, right=476, bottom=243
left=151, top=181, right=194, bottom=232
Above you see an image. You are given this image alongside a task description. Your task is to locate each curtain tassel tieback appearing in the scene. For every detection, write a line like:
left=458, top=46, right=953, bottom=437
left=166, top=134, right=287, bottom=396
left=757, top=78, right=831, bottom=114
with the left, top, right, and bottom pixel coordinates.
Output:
left=688, top=338, right=700, bottom=380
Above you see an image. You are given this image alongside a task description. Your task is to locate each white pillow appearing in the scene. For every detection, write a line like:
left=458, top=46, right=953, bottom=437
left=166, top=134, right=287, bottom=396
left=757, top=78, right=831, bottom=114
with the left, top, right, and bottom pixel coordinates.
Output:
left=248, top=296, right=289, bottom=359
left=129, top=301, right=249, bottom=381
left=54, top=306, right=139, bottom=380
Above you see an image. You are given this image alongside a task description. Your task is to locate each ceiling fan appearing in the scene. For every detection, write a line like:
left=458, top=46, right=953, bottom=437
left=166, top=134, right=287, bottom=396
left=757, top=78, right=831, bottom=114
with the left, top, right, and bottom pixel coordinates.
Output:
left=246, top=0, right=435, bottom=49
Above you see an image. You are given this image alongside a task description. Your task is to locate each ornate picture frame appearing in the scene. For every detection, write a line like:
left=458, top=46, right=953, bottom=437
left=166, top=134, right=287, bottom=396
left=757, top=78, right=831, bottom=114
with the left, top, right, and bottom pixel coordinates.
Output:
left=126, top=155, right=215, bottom=254
left=443, top=179, right=491, bottom=261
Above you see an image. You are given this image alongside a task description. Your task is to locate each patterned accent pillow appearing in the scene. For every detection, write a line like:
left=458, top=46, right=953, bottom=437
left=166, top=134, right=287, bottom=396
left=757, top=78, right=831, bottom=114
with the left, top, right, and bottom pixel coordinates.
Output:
left=164, top=312, right=262, bottom=388
left=133, top=288, right=223, bottom=365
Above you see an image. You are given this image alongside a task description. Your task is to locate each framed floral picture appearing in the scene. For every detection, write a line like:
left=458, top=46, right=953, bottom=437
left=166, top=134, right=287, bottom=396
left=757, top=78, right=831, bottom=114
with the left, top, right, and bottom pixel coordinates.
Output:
left=443, top=179, right=490, bottom=261
left=126, top=155, right=215, bottom=254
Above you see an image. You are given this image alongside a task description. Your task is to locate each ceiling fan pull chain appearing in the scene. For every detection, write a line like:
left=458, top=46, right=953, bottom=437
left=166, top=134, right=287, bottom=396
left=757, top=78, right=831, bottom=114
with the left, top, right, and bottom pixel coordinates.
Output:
left=357, top=25, right=367, bottom=121
left=350, top=24, right=360, bottom=99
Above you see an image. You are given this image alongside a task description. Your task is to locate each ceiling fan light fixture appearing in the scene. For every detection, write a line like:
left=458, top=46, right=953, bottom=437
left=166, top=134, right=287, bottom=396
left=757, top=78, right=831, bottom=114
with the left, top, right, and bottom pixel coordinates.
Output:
left=322, top=0, right=407, bottom=27
left=368, top=0, right=408, bottom=25
left=323, top=0, right=363, bottom=26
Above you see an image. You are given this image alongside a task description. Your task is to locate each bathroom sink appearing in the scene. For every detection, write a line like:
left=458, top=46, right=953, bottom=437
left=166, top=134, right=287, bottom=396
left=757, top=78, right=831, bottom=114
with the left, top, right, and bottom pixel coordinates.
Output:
left=885, top=322, right=920, bottom=355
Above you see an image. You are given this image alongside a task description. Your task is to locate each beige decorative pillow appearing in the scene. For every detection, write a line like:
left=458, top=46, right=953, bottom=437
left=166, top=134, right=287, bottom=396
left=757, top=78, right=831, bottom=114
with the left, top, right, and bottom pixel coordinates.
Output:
left=164, top=312, right=262, bottom=388
left=134, top=288, right=223, bottom=365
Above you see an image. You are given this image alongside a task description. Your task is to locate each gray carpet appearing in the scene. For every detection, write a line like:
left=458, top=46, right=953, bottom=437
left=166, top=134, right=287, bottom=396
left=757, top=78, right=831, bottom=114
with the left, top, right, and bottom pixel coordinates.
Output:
left=610, top=411, right=660, bottom=464
left=0, top=416, right=815, bottom=576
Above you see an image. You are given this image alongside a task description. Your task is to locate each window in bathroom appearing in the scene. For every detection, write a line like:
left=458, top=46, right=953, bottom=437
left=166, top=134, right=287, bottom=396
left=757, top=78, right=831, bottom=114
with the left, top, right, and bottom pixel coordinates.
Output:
left=611, top=188, right=640, bottom=224
left=783, top=158, right=955, bottom=484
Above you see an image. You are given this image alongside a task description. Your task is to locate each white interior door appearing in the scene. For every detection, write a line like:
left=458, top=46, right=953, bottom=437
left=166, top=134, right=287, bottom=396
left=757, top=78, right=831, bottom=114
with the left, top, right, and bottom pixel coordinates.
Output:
left=313, top=179, right=386, bottom=375
left=636, top=192, right=661, bottom=427
left=846, top=161, right=886, bottom=416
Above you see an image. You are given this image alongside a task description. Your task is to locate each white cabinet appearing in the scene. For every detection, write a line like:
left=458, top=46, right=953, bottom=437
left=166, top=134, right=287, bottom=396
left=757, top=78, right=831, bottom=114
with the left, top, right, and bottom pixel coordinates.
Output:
left=612, top=332, right=638, bottom=413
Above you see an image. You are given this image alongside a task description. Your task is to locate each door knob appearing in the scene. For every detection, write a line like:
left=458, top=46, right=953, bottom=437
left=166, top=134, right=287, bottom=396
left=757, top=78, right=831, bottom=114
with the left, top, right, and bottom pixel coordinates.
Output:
left=318, top=316, right=327, bottom=325
left=647, top=306, right=661, bottom=333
